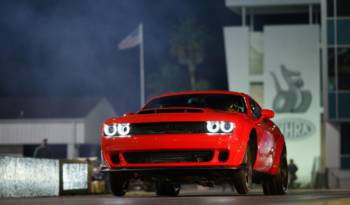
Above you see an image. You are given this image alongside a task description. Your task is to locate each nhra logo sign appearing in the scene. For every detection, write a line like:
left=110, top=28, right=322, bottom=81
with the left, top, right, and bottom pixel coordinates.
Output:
left=275, top=118, right=316, bottom=140
left=270, top=65, right=312, bottom=113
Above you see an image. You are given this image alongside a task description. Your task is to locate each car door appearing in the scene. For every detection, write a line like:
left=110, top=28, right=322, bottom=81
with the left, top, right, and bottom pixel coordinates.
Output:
left=249, top=98, right=275, bottom=172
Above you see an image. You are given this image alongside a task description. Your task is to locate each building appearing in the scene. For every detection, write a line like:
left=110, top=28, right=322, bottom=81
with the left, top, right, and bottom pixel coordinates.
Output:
left=0, top=97, right=116, bottom=159
left=223, top=0, right=350, bottom=188
left=323, top=0, right=350, bottom=189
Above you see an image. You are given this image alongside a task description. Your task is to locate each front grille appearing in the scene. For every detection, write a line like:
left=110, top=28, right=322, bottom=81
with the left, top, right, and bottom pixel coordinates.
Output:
left=123, top=151, right=213, bottom=164
left=130, top=122, right=206, bottom=135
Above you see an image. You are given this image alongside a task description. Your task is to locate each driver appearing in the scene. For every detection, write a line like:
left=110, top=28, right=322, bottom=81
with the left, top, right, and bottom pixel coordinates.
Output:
left=226, top=103, right=243, bottom=112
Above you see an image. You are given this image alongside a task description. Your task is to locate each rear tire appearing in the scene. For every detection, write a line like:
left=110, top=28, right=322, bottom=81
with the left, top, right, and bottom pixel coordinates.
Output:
left=233, top=144, right=253, bottom=195
left=110, top=173, right=128, bottom=196
left=156, top=181, right=181, bottom=196
left=262, top=150, right=288, bottom=195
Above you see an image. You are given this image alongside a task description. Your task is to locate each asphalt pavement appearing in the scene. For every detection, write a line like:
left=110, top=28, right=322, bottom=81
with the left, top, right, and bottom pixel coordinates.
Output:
left=1, top=190, right=350, bottom=205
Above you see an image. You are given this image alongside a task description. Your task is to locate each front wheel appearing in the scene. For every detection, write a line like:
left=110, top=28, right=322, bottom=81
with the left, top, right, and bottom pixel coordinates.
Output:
left=109, top=173, right=129, bottom=196
left=232, top=145, right=253, bottom=195
left=262, top=150, right=288, bottom=195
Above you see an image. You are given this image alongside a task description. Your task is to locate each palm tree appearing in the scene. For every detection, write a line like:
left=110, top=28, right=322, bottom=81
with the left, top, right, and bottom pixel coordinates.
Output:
left=170, top=19, right=207, bottom=90
left=147, top=63, right=188, bottom=98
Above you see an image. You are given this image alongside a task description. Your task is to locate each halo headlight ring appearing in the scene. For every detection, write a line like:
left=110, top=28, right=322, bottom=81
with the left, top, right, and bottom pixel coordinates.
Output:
left=207, top=121, right=220, bottom=133
left=207, top=121, right=235, bottom=133
left=117, top=123, right=130, bottom=136
left=104, top=123, right=117, bottom=137
left=220, top=121, right=235, bottom=133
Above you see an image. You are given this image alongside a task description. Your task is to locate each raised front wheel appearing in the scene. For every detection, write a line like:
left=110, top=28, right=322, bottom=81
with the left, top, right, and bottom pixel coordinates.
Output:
left=110, top=173, right=129, bottom=196
left=233, top=145, right=253, bottom=195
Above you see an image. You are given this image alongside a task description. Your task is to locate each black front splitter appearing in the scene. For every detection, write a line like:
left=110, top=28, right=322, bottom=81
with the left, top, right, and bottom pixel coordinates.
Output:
left=100, top=166, right=240, bottom=178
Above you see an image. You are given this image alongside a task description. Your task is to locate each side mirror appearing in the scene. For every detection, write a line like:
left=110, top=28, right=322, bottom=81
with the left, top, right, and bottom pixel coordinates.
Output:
left=261, top=109, right=274, bottom=119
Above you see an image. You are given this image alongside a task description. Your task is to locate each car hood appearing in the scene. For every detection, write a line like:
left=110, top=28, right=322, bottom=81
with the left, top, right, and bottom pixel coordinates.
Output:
left=104, top=108, right=249, bottom=124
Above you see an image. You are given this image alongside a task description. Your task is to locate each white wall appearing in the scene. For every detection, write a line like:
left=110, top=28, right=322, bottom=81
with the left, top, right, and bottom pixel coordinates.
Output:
left=0, top=119, right=85, bottom=145
left=223, top=26, right=250, bottom=93
left=264, top=25, right=321, bottom=184
left=325, top=122, right=340, bottom=168
left=0, top=98, right=115, bottom=159
left=224, top=25, right=322, bottom=185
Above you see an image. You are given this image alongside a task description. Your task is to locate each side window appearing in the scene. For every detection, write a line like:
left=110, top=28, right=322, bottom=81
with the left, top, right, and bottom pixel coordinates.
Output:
left=249, top=98, right=262, bottom=119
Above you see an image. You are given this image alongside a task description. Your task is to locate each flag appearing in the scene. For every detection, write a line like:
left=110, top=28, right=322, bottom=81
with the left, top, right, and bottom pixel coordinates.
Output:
left=118, top=25, right=141, bottom=50
left=117, top=23, right=145, bottom=107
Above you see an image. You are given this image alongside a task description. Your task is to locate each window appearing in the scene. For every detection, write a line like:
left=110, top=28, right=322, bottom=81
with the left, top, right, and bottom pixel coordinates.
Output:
left=337, top=19, right=350, bottom=45
left=249, top=32, right=263, bottom=75
left=250, top=82, right=264, bottom=106
left=327, top=19, right=335, bottom=45
left=328, top=92, right=337, bottom=119
left=249, top=98, right=262, bottom=119
left=341, top=123, right=350, bottom=169
left=337, top=0, right=350, bottom=17
left=144, top=94, right=247, bottom=113
left=338, top=92, right=350, bottom=118
left=328, top=48, right=336, bottom=91
left=337, top=47, right=350, bottom=90
left=327, top=48, right=350, bottom=90
left=327, top=0, right=334, bottom=17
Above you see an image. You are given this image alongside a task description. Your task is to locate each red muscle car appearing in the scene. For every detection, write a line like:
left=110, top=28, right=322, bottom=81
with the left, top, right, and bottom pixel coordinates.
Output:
left=101, top=91, right=288, bottom=196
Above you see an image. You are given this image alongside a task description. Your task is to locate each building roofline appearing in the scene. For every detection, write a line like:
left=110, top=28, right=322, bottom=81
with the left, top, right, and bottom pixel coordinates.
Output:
left=226, top=0, right=320, bottom=7
left=0, top=118, right=85, bottom=123
left=226, top=0, right=320, bottom=15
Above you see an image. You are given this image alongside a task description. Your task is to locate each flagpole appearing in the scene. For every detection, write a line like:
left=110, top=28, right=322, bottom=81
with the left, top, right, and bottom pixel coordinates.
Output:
left=139, top=23, right=145, bottom=107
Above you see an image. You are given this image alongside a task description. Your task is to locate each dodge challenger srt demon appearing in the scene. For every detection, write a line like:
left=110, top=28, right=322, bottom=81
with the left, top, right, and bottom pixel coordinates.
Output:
left=101, top=91, right=288, bottom=196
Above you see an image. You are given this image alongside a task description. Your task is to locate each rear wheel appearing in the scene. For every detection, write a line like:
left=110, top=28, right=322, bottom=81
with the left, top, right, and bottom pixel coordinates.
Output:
left=233, top=144, right=253, bottom=195
left=156, top=181, right=181, bottom=196
left=262, top=150, right=288, bottom=195
left=110, top=173, right=129, bottom=196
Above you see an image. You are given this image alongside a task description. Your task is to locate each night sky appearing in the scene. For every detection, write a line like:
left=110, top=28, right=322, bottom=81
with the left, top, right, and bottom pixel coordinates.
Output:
left=0, top=0, right=241, bottom=114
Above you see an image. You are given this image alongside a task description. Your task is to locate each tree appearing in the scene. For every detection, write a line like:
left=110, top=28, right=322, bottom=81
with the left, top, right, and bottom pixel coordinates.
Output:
left=146, top=63, right=188, bottom=99
left=170, top=19, right=207, bottom=90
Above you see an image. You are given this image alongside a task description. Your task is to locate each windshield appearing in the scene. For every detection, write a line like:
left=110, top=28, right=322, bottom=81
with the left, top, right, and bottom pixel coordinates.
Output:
left=144, top=94, right=246, bottom=113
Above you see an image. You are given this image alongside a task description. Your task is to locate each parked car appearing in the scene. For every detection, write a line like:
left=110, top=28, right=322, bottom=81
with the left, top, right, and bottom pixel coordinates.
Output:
left=101, top=91, right=288, bottom=196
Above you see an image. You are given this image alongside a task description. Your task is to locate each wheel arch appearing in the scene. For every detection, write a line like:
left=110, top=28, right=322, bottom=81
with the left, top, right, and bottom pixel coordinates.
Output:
left=231, top=122, right=259, bottom=167
left=249, top=128, right=258, bottom=166
left=270, top=137, right=287, bottom=175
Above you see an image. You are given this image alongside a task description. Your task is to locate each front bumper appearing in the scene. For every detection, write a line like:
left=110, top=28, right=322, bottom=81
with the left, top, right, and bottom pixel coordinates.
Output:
left=101, top=133, right=246, bottom=169
left=101, top=167, right=239, bottom=172
left=100, top=166, right=240, bottom=177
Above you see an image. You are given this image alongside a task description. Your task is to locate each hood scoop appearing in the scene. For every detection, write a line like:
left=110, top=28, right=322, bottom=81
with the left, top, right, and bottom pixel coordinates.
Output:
left=138, top=107, right=205, bottom=114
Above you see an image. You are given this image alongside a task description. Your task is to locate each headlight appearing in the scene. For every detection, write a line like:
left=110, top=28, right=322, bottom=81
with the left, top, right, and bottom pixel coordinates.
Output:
left=118, top=123, right=130, bottom=136
left=207, top=121, right=235, bottom=133
left=207, top=121, right=220, bottom=133
left=103, top=123, right=130, bottom=137
left=220, top=121, right=235, bottom=133
left=104, top=123, right=117, bottom=137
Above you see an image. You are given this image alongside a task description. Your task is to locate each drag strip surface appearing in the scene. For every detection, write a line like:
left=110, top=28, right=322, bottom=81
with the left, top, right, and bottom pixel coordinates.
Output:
left=1, top=190, right=350, bottom=205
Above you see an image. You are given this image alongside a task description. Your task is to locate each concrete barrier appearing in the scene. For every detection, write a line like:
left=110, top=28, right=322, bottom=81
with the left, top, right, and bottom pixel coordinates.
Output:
left=0, top=156, right=60, bottom=198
